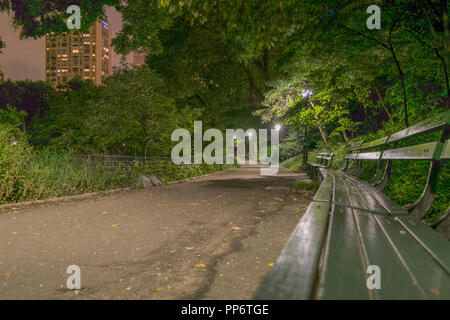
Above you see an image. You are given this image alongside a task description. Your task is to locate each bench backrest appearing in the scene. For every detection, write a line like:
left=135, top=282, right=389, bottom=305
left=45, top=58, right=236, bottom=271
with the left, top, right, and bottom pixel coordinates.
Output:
left=342, top=110, right=450, bottom=219
left=317, top=152, right=334, bottom=168
left=345, top=110, right=449, bottom=162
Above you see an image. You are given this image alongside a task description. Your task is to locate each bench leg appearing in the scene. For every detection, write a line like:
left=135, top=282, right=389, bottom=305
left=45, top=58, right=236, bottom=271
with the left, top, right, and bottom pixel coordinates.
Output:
left=409, top=160, right=440, bottom=219
left=317, top=169, right=324, bottom=185
left=374, top=160, right=392, bottom=191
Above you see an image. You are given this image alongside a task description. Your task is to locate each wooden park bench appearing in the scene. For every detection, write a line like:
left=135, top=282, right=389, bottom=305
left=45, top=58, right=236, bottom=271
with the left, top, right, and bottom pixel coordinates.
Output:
left=305, top=152, right=334, bottom=183
left=254, top=110, right=450, bottom=300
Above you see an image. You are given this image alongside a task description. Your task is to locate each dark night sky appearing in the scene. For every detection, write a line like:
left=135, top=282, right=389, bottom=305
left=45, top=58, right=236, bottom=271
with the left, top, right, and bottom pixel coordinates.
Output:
left=0, top=6, right=133, bottom=81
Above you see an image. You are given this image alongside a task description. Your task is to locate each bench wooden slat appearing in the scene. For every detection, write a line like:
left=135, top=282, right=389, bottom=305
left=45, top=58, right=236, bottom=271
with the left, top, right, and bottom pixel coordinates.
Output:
left=318, top=156, right=333, bottom=160
left=339, top=173, right=389, bottom=214
left=388, top=110, right=450, bottom=143
left=339, top=173, right=408, bottom=215
left=373, top=214, right=450, bottom=299
left=352, top=151, right=382, bottom=160
left=360, top=136, right=389, bottom=150
left=351, top=210, right=423, bottom=299
left=382, top=142, right=443, bottom=160
left=314, top=171, right=333, bottom=201
left=316, top=201, right=371, bottom=299
left=335, top=175, right=429, bottom=298
left=397, top=216, right=450, bottom=271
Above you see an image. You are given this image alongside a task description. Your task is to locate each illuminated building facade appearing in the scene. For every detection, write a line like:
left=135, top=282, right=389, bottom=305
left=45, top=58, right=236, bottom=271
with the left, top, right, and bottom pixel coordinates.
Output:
left=45, top=20, right=112, bottom=87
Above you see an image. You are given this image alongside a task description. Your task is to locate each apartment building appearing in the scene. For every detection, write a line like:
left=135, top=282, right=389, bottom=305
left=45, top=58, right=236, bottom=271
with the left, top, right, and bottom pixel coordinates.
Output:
left=45, top=20, right=112, bottom=87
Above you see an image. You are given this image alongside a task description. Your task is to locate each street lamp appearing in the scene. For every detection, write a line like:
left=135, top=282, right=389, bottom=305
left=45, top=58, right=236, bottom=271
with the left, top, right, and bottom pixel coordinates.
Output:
left=301, top=89, right=314, bottom=168
left=302, top=89, right=312, bottom=98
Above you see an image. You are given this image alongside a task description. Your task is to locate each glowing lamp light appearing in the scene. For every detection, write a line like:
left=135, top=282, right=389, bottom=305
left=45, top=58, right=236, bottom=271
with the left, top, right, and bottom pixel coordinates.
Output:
left=302, top=89, right=312, bottom=98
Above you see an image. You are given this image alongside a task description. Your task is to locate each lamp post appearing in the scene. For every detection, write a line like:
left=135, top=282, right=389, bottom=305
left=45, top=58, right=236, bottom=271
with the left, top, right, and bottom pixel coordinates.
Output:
left=301, top=89, right=313, bottom=167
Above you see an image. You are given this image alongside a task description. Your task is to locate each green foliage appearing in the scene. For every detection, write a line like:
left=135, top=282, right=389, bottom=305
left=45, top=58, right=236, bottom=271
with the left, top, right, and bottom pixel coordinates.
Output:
left=0, top=122, right=33, bottom=203
left=282, top=155, right=304, bottom=173
left=31, top=68, right=198, bottom=156
left=279, top=131, right=305, bottom=163
left=293, top=181, right=319, bottom=192
left=0, top=80, right=55, bottom=125
left=0, top=1, right=119, bottom=39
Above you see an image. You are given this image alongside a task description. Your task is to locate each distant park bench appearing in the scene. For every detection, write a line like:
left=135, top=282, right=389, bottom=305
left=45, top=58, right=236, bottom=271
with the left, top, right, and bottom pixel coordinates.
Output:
left=254, top=110, right=450, bottom=300
left=305, top=152, right=334, bottom=184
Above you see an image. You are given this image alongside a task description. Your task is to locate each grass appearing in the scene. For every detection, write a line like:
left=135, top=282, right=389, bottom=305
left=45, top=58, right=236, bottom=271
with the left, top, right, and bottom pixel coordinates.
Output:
left=282, top=155, right=304, bottom=172
left=0, top=149, right=237, bottom=205
left=293, top=181, right=319, bottom=192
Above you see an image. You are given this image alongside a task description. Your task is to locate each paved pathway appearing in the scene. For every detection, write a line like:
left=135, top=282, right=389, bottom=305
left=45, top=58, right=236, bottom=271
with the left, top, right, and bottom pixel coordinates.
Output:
left=0, top=165, right=313, bottom=299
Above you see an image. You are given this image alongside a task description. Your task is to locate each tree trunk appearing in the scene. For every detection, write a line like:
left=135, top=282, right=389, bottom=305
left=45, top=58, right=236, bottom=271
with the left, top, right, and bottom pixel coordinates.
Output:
left=316, top=124, right=330, bottom=149
left=388, top=30, right=409, bottom=127
left=309, top=100, right=331, bottom=149
left=342, top=128, right=350, bottom=144
left=374, top=86, right=394, bottom=124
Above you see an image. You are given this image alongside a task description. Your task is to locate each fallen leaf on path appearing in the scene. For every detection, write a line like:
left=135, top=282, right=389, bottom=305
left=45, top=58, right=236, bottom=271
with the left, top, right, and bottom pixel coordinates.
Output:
left=268, top=262, right=275, bottom=267
left=195, top=263, right=206, bottom=268
left=429, top=288, right=440, bottom=295
left=12, top=232, right=17, bottom=235
left=293, top=197, right=297, bottom=201
left=232, top=227, right=241, bottom=230
left=101, top=211, right=108, bottom=215
left=185, top=247, right=194, bottom=250
left=112, top=224, right=118, bottom=227
left=188, top=202, right=199, bottom=206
